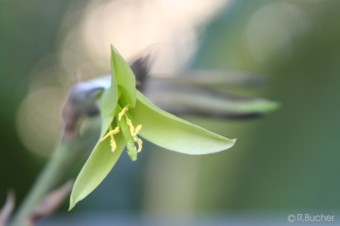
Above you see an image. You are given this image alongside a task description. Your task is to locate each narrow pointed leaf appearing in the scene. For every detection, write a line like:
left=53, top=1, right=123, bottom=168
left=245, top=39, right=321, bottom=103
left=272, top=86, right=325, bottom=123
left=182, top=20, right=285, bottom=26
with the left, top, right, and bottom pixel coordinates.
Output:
left=111, top=45, right=136, bottom=107
left=148, top=91, right=279, bottom=118
left=132, top=91, right=236, bottom=154
left=69, top=135, right=125, bottom=210
left=148, top=70, right=267, bottom=88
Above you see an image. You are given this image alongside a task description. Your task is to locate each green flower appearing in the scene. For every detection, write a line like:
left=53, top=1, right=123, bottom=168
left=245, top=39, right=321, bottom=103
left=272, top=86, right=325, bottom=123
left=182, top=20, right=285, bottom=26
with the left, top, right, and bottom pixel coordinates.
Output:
left=69, top=46, right=236, bottom=209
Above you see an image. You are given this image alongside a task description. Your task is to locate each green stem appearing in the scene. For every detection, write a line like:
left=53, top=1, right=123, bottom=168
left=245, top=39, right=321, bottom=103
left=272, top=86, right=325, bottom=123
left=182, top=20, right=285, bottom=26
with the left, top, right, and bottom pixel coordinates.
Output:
left=10, top=138, right=71, bottom=226
left=10, top=125, right=99, bottom=226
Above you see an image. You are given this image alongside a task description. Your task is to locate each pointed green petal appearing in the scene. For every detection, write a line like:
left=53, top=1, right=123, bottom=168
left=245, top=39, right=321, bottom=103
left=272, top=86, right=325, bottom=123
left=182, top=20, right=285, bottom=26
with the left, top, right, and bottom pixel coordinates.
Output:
left=100, top=51, right=119, bottom=118
left=99, top=82, right=118, bottom=118
left=99, top=88, right=117, bottom=137
left=69, top=134, right=125, bottom=210
left=99, top=113, right=115, bottom=137
left=111, top=45, right=136, bottom=107
left=131, top=91, right=236, bottom=154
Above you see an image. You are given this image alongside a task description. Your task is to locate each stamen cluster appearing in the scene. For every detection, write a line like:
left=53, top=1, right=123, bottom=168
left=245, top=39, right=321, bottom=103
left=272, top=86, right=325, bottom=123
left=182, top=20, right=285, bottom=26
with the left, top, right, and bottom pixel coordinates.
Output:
left=101, top=106, right=143, bottom=160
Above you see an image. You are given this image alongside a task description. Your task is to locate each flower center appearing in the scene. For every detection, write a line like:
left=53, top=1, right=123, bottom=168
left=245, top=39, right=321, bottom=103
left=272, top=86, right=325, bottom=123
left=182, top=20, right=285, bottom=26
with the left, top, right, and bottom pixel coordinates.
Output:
left=100, top=105, right=143, bottom=161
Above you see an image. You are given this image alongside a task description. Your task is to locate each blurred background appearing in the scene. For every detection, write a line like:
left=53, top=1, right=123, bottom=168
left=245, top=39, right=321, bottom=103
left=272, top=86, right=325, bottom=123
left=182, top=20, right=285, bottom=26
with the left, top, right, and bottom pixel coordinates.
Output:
left=1, top=0, right=340, bottom=225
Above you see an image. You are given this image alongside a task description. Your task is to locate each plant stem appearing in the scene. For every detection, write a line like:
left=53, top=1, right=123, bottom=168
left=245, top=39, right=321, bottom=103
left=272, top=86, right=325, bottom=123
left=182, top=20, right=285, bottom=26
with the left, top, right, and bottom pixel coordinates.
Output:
left=10, top=125, right=99, bottom=226
left=10, top=138, right=69, bottom=226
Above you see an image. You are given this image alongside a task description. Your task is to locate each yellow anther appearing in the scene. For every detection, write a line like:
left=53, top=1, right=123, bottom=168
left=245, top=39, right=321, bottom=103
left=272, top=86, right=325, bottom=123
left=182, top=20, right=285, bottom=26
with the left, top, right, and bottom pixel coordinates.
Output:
left=118, top=106, right=129, bottom=121
left=126, top=118, right=135, bottom=135
left=126, top=119, right=142, bottom=136
left=136, top=138, right=143, bottom=153
left=110, top=139, right=117, bottom=152
left=134, top=124, right=142, bottom=136
left=125, top=118, right=143, bottom=153
left=101, top=126, right=120, bottom=152
left=100, top=126, right=120, bottom=142
left=112, top=126, right=120, bottom=134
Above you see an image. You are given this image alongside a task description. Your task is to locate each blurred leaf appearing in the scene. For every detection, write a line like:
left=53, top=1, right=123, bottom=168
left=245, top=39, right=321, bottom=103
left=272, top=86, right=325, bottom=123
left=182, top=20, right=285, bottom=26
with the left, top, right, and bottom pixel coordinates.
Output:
left=149, top=70, right=266, bottom=89
left=149, top=89, right=279, bottom=119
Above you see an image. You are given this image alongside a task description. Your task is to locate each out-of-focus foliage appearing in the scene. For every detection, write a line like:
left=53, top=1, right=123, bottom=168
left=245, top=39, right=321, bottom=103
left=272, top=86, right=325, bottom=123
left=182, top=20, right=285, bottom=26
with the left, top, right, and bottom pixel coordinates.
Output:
left=193, top=0, right=340, bottom=212
left=0, top=0, right=72, bottom=205
left=0, top=0, right=339, bottom=219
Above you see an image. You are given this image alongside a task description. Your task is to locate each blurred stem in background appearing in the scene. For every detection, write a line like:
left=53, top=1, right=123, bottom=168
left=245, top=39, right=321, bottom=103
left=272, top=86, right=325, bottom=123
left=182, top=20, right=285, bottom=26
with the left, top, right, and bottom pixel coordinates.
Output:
left=9, top=125, right=99, bottom=225
left=0, top=0, right=75, bottom=206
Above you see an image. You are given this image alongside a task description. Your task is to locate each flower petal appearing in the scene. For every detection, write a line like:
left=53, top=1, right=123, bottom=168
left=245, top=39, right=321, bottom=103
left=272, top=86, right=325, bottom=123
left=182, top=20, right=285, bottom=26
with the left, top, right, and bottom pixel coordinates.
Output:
left=131, top=91, right=236, bottom=154
left=99, top=83, right=118, bottom=118
left=99, top=87, right=117, bottom=137
left=111, top=45, right=136, bottom=107
left=69, top=134, right=125, bottom=210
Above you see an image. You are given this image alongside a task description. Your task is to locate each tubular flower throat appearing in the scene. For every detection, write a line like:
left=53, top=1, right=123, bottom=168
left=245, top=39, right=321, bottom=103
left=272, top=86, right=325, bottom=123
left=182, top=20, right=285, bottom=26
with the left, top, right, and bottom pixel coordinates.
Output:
left=100, top=105, right=143, bottom=161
